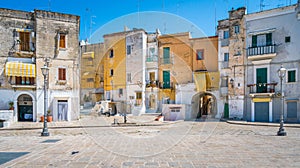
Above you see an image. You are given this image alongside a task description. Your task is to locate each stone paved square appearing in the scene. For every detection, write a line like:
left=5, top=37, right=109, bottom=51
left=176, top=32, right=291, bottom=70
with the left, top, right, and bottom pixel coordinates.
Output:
left=0, top=116, right=300, bottom=167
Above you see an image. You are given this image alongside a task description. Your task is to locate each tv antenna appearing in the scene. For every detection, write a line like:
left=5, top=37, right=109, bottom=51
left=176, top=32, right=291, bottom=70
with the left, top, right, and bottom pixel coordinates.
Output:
left=48, top=0, right=51, bottom=11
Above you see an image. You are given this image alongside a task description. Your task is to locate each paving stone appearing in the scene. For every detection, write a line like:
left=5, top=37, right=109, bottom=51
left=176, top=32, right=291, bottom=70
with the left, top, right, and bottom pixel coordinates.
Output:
left=0, top=117, right=300, bottom=167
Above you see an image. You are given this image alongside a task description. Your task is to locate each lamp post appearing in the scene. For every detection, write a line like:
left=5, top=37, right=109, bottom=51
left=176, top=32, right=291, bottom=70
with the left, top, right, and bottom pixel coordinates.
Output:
left=41, top=64, right=50, bottom=136
left=277, top=65, right=287, bottom=136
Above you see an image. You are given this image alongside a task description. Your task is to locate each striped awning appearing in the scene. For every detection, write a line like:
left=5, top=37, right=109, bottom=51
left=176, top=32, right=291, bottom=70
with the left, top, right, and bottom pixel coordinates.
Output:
left=5, top=62, right=36, bottom=77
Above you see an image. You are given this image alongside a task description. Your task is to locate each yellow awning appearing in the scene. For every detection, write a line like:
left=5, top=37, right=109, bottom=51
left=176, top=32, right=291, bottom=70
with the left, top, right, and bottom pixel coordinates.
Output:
left=194, top=72, right=206, bottom=92
left=5, top=62, right=36, bottom=77
left=253, top=98, right=271, bottom=102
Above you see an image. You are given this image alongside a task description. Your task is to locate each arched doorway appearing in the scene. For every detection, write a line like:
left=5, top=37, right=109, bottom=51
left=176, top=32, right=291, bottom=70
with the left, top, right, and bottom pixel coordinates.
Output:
left=17, top=94, right=33, bottom=122
left=191, top=92, right=217, bottom=120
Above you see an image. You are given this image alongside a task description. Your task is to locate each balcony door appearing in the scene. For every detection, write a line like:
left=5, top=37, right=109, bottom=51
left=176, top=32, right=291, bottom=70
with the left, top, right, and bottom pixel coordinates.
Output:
left=256, top=68, right=267, bottom=93
left=163, top=70, right=170, bottom=88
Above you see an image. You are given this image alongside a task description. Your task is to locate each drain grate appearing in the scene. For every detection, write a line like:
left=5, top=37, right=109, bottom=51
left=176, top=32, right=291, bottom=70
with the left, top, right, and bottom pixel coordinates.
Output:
left=41, top=139, right=61, bottom=143
left=0, top=152, right=29, bottom=165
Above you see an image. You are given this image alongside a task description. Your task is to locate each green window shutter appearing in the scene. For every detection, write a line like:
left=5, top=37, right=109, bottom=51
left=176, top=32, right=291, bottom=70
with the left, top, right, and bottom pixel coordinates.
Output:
left=163, top=47, right=170, bottom=64
left=163, top=71, right=170, bottom=88
left=288, top=70, right=296, bottom=82
left=266, top=33, right=272, bottom=46
left=252, top=35, right=257, bottom=47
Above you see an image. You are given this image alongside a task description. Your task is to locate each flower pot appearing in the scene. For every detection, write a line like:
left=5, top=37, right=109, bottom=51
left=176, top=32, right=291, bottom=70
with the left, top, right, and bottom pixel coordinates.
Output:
left=47, top=116, right=53, bottom=122
left=40, top=116, right=44, bottom=122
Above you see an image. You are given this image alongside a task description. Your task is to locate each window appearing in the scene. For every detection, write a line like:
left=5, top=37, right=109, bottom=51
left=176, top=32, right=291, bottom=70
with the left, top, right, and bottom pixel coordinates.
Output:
left=110, top=69, right=114, bottom=76
left=224, top=53, right=229, bottom=62
left=287, top=70, right=296, bottom=83
left=223, top=30, right=229, bottom=39
left=127, top=73, right=131, bottom=82
left=59, top=33, right=66, bottom=48
left=15, top=77, right=34, bottom=85
left=285, top=36, right=291, bottom=43
left=149, top=47, right=155, bottom=56
left=127, top=45, right=131, bottom=55
left=87, top=78, right=94, bottom=82
left=109, top=49, right=114, bottom=58
left=147, top=47, right=157, bottom=62
left=136, top=92, right=142, bottom=106
left=58, top=68, right=66, bottom=80
left=252, top=33, right=272, bottom=47
left=266, top=33, right=272, bottom=46
left=252, top=35, right=257, bottom=47
left=19, top=32, right=30, bottom=51
left=119, top=88, right=123, bottom=96
left=149, top=72, right=155, bottom=81
left=234, top=25, right=240, bottom=34
left=163, top=47, right=170, bottom=64
left=196, top=49, right=204, bottom=60
left=221, top=77, right=228, bottom=87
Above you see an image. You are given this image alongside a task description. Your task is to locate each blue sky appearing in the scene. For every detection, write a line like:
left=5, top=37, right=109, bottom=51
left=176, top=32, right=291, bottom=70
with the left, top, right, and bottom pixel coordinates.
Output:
left=0, top=0, right=297, bottom=43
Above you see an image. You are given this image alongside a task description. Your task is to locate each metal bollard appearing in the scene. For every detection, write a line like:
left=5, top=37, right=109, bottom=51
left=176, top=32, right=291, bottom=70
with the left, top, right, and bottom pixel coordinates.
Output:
left=124, top=113, right=127, bottom=123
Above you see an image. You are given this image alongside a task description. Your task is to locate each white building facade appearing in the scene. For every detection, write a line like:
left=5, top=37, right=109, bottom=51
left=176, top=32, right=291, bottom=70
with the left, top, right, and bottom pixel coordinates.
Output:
left=244, top=3, right=300, bottom=122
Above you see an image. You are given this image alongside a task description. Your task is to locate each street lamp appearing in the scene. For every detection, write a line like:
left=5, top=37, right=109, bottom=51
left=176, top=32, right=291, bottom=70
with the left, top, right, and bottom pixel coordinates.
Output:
left=41, top=64, right=50, bottom=136
left=277, top=65, right=287, bottom=136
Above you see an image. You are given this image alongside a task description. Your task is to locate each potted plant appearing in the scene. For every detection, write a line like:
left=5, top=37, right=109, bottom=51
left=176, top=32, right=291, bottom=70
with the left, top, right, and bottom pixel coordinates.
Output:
left=8, top=101, right=14, bottom=110
left=47, top=110, right=53, bottom=122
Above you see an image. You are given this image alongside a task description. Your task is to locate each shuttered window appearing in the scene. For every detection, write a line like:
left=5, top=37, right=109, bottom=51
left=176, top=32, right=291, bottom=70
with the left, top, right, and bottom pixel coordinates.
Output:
left=59, top=34, right=66, bottom=48
left=252, top=35, right=257, bottom=47
left=288, top=70, right=296, bottom=83
left=266, top=33, right=272, bottom=46
left=58, top=68, right=66, bottom=80
left=19, top=32, right=30, bottom=51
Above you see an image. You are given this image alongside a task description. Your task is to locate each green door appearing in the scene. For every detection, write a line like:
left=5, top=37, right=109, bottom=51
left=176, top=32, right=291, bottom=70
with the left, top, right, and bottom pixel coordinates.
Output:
left=163, top=47, right=170, bottom=64
left=224, top=103, right=229, bottom=118
left=163, top=71, right=170, bottom=88
left=256, top=68, right=267, bottom=93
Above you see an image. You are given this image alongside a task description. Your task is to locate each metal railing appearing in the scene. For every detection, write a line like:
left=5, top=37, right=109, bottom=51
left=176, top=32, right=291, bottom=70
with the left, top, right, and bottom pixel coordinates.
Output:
left=247, top=82, right=277, bottom=94
left=247, top=44, right=276, bottom=56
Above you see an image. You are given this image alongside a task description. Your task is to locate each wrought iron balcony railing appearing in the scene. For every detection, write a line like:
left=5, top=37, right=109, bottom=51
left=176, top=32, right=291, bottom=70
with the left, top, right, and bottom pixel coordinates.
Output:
left=247, top=44, right=276, bottom=57
left=247, top=82, right=277, bottom=94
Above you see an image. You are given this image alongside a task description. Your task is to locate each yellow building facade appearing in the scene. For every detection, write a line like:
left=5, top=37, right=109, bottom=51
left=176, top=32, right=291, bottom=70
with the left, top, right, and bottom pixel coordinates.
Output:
left=103, top=32, right=126, bottom=101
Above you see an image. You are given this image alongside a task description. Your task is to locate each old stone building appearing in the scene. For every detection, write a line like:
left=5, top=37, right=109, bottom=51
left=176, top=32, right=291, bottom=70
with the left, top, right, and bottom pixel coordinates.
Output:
left=217, top=7, right=246, bottom=119
left=0, top=8, right=80, bottom=123
left=218, top=1, right=300, bottom=122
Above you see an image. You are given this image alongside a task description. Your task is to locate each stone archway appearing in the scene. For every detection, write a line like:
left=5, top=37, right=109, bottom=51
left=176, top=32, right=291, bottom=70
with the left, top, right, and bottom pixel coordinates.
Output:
left=14, top=92, right=36, bottom=122
left=17, top=94, right=33, bottom=121
left=190, top=92, right=217, bottom=120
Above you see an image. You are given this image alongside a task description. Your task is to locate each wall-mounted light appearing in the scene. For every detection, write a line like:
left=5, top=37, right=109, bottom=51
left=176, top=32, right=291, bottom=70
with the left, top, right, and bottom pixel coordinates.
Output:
left=230, top=78, right=234, bottom=88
